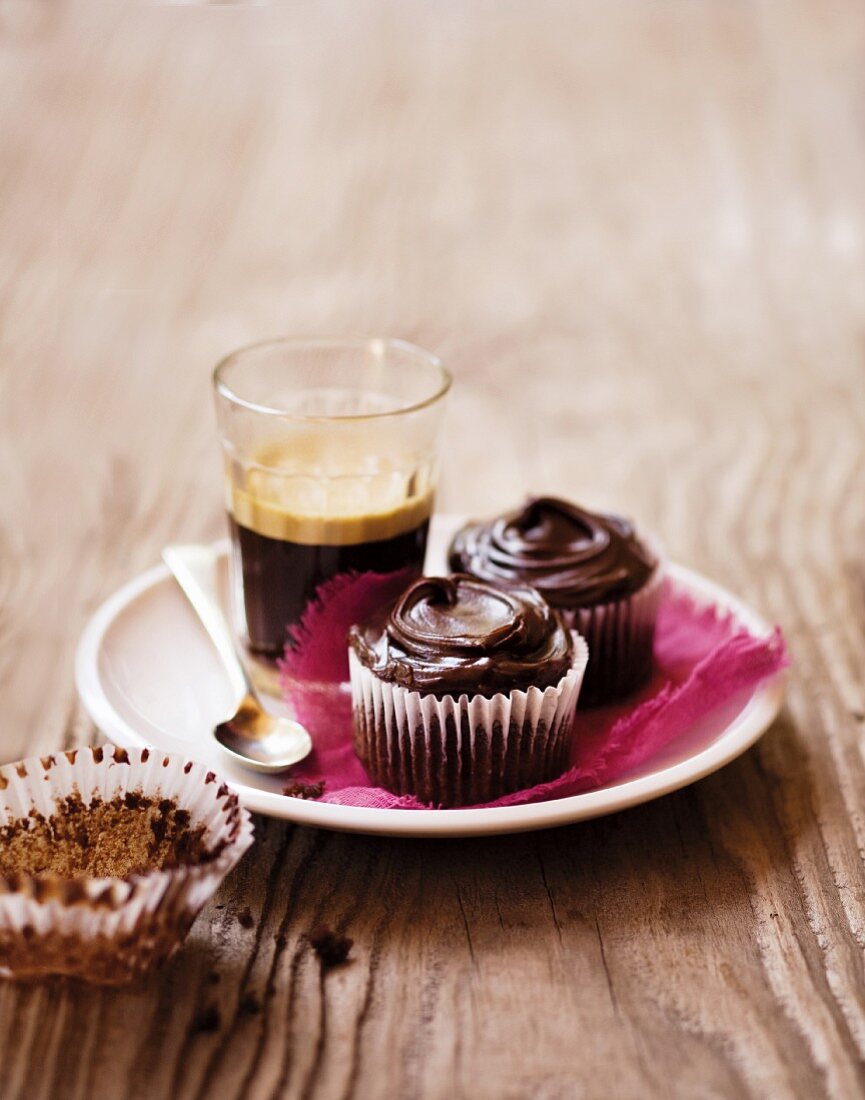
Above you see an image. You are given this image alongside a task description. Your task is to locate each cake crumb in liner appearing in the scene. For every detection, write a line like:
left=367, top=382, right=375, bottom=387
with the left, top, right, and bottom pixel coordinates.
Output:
left=0, top=794, right=211, bottom=880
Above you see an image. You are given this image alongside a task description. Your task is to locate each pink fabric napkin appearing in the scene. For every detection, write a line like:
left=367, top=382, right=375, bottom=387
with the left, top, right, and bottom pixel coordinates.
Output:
left=279, top=575, right=788, bottom=811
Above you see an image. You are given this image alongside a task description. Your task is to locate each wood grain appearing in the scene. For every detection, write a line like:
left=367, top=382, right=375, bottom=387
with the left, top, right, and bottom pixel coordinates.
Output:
left=2, top=0, right=865, bottom=1096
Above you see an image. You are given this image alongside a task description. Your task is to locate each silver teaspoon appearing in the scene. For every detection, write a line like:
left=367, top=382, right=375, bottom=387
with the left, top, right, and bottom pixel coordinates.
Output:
left=162, top=545, right=312, bottom=774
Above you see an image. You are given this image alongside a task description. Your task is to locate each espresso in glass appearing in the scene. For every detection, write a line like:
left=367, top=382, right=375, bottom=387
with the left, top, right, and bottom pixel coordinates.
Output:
left=228, top=443, right=433, bottom=659
left=214, top=339, right=449, bottom=681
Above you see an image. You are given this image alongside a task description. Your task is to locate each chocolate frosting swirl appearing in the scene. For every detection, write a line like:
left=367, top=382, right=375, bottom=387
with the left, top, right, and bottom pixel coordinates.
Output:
left=349, top=574, right=574, bottom=698
left=449, top=497, right=657, bottom=608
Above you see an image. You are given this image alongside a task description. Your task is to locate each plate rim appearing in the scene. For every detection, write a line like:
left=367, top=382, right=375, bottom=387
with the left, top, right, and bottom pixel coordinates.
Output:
left=75, top=533, right=785, bottom=838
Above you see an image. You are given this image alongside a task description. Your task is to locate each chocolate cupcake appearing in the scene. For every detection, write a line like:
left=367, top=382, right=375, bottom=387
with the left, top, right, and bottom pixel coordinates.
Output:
left=449, top=497, right=663, bottom=706
left=348, top=575, right=588, bottom=806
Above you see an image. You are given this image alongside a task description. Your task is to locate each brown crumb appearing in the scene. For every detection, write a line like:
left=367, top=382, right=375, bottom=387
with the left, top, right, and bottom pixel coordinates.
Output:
left=282, top=780, right=325, bottom=800
left=194, top=1003, right=221, bottom=1033
left=0, top=793, right=212, bottom=880
left=238, top=907, right=255, bottom=929
left=309, top=926, right=353, bottom=970
left=239, top=993, right=261, bottom=1015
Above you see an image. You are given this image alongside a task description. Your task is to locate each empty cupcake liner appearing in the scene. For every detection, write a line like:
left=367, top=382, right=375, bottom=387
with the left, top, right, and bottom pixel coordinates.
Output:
left=564, top=551, right=665, bottom=708
left=0, top=745, right=254, bottom=984
left=349, top=632, right=589, bottom=807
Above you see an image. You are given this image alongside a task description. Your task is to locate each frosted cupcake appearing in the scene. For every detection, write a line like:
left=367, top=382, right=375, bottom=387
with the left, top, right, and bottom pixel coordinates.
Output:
left=449, top=498, right=663, bottom=706
left=348, top=575, right=588, bottom=807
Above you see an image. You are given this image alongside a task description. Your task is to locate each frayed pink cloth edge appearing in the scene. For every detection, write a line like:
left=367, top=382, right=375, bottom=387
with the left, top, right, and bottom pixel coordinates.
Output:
left=281, top=579, right=788, bottom=811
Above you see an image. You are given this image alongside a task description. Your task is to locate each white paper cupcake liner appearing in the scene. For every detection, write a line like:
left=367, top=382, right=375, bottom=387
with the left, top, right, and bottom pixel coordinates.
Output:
left=349, top=632, right=589, bottom=807
left=0, top=745, right=254, bottom=984
left=562, top=538, right=665, bottom=708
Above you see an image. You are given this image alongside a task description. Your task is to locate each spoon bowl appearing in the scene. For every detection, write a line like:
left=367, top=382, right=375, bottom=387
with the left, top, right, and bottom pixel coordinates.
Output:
left=214, top=694, right=312, bottom=773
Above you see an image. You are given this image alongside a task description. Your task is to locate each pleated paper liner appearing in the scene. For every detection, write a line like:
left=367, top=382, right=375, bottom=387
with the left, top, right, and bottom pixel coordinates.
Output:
left=563, top=536, right=665, bottom=708
left=0, top=746, right=254, bottom=984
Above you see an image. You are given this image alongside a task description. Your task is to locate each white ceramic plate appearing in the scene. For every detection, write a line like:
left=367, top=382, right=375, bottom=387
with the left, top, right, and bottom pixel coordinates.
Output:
left=75, top=517, right=784, bottom=837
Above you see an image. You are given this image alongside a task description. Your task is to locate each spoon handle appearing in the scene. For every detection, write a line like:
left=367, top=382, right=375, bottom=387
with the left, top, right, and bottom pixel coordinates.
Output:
left=162, top=545, right=253, bottom=703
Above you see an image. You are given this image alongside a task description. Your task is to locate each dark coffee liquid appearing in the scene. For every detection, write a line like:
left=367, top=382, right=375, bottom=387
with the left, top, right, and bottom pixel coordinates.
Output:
left=230, top=515, right=430, bottom=659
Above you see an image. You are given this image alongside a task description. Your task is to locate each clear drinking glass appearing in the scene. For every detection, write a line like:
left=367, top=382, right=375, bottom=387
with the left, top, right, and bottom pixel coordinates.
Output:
left=213, top=338, right=450, bottom=694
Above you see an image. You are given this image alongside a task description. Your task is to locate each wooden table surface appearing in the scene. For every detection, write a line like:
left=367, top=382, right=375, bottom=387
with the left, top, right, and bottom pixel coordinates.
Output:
left=2, top=1, right=865, bottom=1097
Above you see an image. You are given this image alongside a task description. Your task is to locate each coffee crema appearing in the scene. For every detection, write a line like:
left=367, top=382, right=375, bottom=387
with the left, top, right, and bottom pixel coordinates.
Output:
left=229, top=486, right=432, bottom=547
